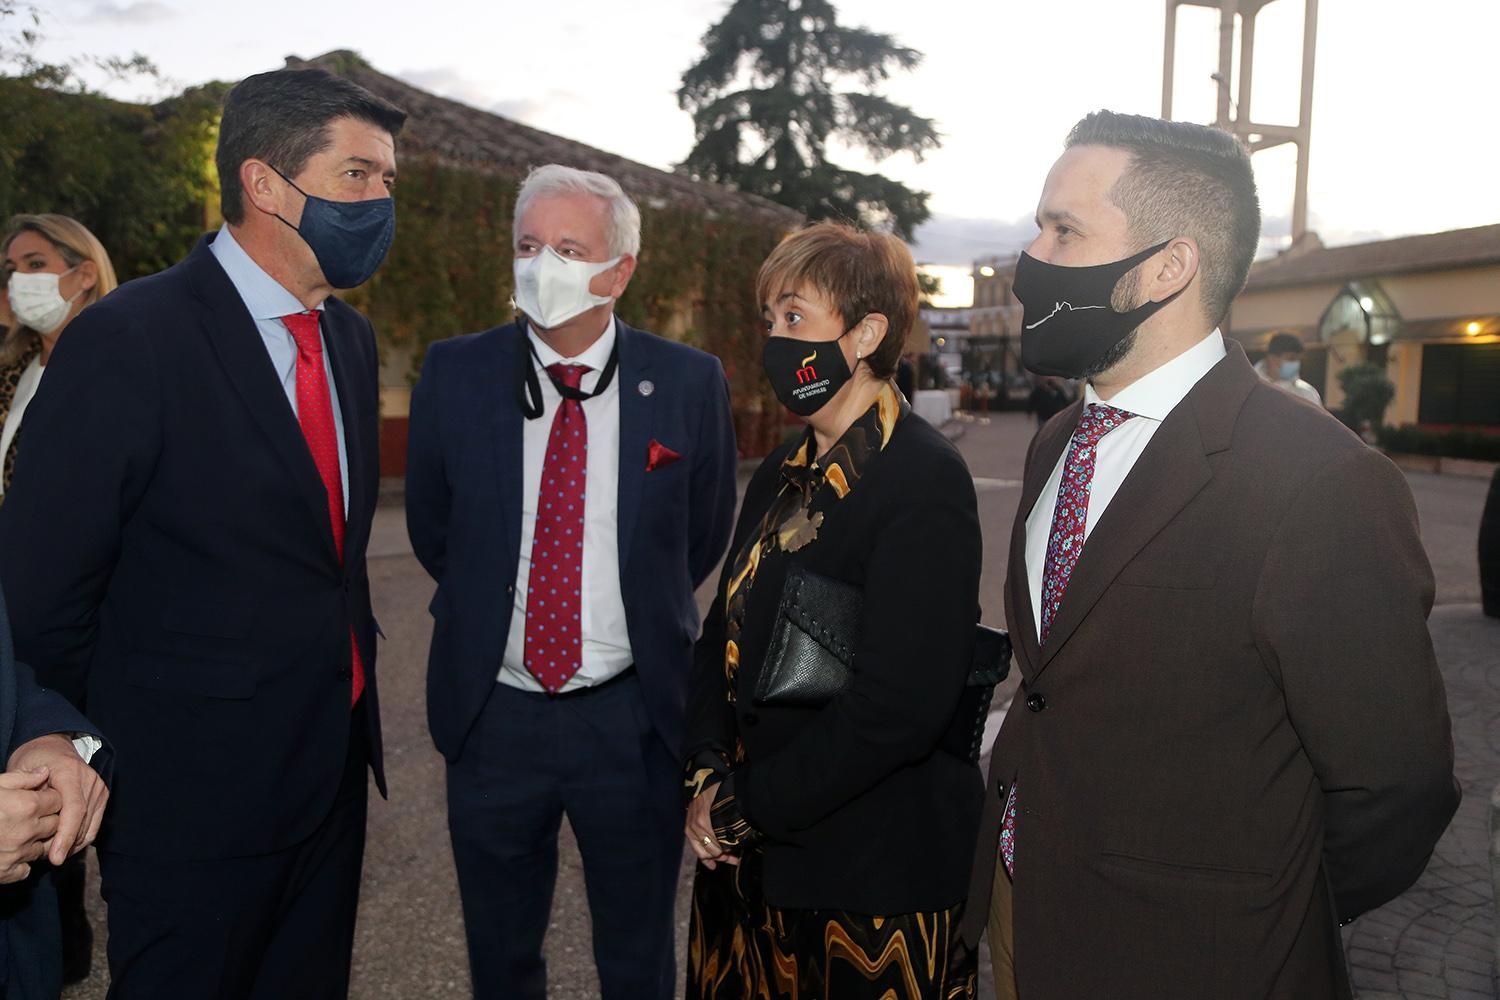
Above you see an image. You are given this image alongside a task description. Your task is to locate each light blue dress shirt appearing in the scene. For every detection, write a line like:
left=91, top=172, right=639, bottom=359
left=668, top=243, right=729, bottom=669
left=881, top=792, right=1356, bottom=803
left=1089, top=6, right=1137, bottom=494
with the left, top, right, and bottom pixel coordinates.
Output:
left=209, top=226, right=349, bottom=516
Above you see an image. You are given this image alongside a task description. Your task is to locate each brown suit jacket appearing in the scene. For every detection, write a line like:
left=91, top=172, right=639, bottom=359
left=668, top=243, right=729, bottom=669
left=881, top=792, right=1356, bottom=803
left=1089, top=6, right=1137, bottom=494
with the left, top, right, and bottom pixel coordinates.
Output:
left=962, top=342, right=1459, bottom=999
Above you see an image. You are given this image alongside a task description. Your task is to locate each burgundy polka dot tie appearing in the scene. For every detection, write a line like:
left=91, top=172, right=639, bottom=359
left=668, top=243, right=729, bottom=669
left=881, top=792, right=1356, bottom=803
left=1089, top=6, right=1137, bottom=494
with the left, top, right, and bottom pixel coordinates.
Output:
left=282, top=311, right=364, bottom=707
left=1001, top=402, right=1132, bottom=876
left=523, top=363, right=591, bottom=693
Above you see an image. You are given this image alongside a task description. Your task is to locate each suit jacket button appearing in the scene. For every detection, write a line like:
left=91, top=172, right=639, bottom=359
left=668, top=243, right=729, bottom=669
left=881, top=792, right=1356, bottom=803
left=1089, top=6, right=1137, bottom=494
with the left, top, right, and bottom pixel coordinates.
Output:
left=1026, top=693, right=1047, bottom=713
left=337, top=667, right=353, bottom=681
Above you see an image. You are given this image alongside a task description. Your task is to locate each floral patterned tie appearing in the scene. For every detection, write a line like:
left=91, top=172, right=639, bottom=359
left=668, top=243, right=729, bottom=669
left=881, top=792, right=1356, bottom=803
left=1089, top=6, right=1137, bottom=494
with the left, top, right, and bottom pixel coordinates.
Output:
left=1001, top=402, right=1133, bottom=876
left=523, top=363, right=590, bottom=692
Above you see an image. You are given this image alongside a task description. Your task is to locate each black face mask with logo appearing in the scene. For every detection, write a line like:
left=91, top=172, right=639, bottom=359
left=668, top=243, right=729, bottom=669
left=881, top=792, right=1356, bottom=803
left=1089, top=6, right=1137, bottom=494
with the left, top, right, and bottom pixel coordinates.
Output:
left=1014, top=239, right=1180, bottom=378
left=762, top=331, right=854, bottom=417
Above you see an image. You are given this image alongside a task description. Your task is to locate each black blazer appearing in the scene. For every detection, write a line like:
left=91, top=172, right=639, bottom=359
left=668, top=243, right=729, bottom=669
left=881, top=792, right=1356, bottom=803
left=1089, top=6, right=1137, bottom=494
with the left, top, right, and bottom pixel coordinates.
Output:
left=406, top=320, right=739, bottom=761
left=0, top=588, right=110, bottom=1000
left=0, top=234, right=384, bottom=861
left=685, top=413, right=984, bottom=915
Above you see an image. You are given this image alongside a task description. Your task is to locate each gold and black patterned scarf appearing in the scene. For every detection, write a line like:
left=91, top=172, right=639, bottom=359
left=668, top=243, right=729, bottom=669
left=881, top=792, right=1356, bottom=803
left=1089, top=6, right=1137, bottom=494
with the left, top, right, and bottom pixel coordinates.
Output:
left=718, top=383, right=908, bottom=726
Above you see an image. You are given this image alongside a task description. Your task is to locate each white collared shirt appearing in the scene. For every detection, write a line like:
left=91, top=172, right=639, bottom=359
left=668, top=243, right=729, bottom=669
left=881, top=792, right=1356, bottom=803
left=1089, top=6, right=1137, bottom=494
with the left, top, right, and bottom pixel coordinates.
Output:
left=500, top=317, right=633, bottom=692
left=1025, top=330, right=1227, bottom=635
left=208, top=226, right=348, bottom=516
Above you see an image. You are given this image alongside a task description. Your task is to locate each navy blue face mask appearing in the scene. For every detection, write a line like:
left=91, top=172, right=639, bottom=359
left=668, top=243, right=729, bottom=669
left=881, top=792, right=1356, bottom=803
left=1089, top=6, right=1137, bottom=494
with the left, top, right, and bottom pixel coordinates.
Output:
left=272, top=167, right=395, bottom=289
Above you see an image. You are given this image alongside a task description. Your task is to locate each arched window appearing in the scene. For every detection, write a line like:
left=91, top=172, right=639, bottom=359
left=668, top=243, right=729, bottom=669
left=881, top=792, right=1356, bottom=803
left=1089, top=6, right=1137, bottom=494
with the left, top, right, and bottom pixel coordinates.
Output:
left=1317, top=281, right=1401, bottom=346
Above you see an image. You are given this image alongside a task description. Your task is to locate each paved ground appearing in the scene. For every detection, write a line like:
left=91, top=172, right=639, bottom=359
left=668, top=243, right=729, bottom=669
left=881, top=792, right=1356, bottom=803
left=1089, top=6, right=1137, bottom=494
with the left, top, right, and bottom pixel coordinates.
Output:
left=61, top=411, right=1497, bottom=999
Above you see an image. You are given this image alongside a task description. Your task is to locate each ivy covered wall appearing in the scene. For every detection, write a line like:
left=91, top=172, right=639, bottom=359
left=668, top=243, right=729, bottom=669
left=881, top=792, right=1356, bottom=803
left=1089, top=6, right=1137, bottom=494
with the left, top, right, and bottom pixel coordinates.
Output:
left=0, top=80, right=792, bottom=456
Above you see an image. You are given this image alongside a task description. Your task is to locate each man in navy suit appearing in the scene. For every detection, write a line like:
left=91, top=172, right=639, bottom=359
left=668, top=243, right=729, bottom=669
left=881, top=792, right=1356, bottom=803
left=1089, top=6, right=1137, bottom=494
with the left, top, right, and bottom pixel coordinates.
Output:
left=0, top=68, right=402, bottom=998
left=0, top=587, right=110, bottom=1000
left=406, top=163, right=739, bottom=1000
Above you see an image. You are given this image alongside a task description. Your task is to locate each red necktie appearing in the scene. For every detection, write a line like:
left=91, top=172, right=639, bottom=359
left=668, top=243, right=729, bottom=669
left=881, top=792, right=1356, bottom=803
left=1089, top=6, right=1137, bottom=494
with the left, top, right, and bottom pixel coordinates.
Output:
left=1001, top=403, right=1132, bottom=876
left=282, top=311, right=365, bottom=707
left=523, top=363, right=590, bottom=693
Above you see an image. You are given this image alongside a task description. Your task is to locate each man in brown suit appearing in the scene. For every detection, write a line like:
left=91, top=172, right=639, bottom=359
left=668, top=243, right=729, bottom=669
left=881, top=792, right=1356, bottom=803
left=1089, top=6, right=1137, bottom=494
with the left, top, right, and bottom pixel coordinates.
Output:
left=963, top=111, right=1459, bottom=999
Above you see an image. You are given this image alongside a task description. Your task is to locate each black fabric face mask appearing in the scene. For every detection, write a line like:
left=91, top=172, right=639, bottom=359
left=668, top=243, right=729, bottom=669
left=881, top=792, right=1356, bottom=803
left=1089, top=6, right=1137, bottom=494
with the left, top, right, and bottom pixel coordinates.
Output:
left=762, top=332, right=853, bottom=417
left=1014, top=240, right=1179, bottom=378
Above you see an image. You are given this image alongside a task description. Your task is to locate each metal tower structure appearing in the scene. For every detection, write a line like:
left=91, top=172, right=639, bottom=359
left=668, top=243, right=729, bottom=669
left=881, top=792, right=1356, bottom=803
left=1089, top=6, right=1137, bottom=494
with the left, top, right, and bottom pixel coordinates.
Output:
left=1162, top=0, right=1319, bottom=240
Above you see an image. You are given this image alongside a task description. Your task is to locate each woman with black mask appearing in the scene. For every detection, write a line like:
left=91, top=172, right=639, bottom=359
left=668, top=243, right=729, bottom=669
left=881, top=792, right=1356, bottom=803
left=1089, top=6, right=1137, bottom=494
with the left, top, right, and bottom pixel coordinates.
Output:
left=682, top=221, right=986, bottom=1000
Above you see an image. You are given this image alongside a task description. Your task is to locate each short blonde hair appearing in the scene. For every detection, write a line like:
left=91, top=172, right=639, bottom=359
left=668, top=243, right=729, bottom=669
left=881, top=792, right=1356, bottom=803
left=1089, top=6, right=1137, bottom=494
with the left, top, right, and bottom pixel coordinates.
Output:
left=2, top=214, right=119, bottom=363
left=755, top=221, right=918, bottom=380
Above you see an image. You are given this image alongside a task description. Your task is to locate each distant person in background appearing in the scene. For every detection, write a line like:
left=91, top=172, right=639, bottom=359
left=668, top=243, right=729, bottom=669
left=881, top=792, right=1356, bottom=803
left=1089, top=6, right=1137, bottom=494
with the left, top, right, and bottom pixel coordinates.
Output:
left=1, top=215, right=119, bottom=499
left=1255, top=332, right=1321, bottom=405
left=1026, top=375, right=1071, bottom=424
left=0, top=212, right=118, bottom=985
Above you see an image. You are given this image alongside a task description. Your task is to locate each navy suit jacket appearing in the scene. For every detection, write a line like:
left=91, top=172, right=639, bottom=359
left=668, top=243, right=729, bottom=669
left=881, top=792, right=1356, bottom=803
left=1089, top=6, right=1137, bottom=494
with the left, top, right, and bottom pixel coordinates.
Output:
left=0, top=589, right=109, bottom=1000
left=0, top=234, right=383, bottom=862
left=406, top=319, right=738, bottom=761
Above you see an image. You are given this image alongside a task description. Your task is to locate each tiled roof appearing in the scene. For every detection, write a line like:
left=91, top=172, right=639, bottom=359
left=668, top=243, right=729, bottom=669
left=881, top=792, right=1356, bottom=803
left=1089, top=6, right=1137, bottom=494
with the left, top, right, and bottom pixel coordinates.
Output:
left=290, top=52, right=803, bottom=230
left=1247, top=224, right=1500, bottom=290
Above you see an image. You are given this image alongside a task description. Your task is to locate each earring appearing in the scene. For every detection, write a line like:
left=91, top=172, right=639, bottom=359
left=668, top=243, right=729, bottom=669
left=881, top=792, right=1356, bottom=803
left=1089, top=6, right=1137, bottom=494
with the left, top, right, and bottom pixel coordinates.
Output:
left=856, top=350, right=863, bottom=361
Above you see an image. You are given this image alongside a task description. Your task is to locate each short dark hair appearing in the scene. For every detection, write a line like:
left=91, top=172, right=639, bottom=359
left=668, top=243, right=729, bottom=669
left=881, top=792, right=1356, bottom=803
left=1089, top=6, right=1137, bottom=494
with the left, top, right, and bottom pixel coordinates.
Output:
left=755, top=221, right=919, bottom=381
left=1267, top=332, right=1305, bottom=355
left=1066, top=110, right=1260, bottom=327
left=216, top=68, right=407, bottom=224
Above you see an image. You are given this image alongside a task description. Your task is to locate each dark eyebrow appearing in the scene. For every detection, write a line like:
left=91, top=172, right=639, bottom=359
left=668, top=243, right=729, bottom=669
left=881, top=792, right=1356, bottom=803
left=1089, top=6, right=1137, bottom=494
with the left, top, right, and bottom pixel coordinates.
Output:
left=1038, top=208, right=1085, bottom=229
left=342, top=155, right=397, bottom=179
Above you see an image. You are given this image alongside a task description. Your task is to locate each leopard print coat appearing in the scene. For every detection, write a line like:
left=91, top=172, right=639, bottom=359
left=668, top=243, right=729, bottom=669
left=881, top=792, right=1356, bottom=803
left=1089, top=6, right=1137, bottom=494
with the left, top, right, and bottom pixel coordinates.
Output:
left=0, top=344, right=42, bottom=496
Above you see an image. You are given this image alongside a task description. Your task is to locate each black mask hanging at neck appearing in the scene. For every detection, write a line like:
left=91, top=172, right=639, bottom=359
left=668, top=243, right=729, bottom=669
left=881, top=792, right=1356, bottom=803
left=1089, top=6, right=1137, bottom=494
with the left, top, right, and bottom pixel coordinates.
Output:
left=1014, top=240, right=1181, bottom=378
left=516, top=318, right=621, bottom=420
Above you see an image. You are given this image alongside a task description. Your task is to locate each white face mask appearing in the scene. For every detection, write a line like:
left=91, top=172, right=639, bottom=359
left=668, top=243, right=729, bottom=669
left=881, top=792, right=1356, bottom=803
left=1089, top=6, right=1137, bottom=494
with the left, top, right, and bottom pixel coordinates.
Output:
left=512, top=246, right=621, bottom=330
left=7, top=268, right=81, bottom=335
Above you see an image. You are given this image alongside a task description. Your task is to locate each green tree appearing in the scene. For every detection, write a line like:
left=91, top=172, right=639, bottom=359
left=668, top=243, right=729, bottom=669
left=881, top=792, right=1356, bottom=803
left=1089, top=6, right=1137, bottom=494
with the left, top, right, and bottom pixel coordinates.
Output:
left=677, top=0, right=940, bottom=240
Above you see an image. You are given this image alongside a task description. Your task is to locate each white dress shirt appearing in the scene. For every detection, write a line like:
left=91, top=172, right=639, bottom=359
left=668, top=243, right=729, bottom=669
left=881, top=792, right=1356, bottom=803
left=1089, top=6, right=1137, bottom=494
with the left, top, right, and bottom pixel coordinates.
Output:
left=500, top=318, right=634, bottom=692
left=209, top=226, right=348, bottom=517
left=1026, top=330, right=1227, bottom=635
left=0, top=355, right=44, bottom=498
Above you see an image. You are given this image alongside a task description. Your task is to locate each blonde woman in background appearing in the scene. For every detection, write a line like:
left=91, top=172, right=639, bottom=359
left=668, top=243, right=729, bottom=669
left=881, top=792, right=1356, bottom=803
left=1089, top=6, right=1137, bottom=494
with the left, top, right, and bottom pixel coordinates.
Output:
left=1, top=214, right=119, bottom=500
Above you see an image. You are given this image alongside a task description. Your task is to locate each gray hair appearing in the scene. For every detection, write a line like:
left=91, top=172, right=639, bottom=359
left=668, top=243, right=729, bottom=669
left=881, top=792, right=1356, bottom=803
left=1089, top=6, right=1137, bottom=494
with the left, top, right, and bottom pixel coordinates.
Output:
left=513, top=164, right=642, bottom=258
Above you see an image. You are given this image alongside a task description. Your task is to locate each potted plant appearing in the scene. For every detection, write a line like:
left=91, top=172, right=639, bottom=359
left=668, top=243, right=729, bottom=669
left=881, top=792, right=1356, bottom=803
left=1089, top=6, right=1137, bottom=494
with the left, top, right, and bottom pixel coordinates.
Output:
left=1337, top=363, right=1396, bottom=444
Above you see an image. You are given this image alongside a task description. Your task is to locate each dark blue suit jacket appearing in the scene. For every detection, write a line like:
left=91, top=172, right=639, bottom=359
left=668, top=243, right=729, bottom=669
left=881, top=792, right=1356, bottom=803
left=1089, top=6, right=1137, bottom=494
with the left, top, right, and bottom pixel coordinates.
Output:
left=0, top=234, right=383, bottom=862
left=406, top=320, right=738, bottom=761
left=0, top=589, right=109, bottom=1000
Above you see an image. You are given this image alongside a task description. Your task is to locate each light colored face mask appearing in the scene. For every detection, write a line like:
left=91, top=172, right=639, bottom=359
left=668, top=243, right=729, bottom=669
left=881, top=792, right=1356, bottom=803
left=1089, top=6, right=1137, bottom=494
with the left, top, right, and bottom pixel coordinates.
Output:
left=7, top=267, right=81, bottom=335
left=513, top=246, right=621, bottom=330
left=1279, top=359, right=1301, bottom=381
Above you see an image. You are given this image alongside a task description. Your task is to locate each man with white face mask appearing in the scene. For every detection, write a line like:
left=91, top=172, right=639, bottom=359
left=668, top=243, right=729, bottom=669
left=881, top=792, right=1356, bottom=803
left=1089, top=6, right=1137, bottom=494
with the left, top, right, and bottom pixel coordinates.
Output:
left=406, top=163, right=739, bottom=1000
left=1254, top=331, right=1322, bottom=405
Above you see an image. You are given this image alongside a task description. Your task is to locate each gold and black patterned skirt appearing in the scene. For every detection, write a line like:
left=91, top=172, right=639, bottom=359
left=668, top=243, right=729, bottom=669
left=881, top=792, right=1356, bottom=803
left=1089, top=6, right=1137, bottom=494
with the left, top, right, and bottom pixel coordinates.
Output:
left=687, top=850, right=977, bottom=1000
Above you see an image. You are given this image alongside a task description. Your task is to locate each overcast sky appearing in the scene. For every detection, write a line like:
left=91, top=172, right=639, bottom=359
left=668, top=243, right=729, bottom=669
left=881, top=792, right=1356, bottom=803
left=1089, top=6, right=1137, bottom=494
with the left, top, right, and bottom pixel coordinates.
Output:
left=29, top=0, right=1500, bottom=304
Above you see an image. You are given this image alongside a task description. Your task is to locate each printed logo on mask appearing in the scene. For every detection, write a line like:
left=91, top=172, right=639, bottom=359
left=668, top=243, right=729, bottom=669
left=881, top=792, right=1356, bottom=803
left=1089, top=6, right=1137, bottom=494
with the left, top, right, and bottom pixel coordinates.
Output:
left=763, top=338, right=850, bottom=417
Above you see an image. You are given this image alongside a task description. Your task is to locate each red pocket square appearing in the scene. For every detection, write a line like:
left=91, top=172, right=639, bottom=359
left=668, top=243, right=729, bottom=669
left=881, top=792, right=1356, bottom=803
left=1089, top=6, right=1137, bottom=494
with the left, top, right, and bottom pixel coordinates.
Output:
left=646, top=439, right=682, bottom=472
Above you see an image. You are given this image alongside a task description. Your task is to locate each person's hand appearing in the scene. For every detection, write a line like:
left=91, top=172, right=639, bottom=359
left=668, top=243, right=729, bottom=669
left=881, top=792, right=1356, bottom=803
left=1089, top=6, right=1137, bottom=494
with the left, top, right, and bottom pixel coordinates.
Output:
left=685, top=785, right=739, bottom=870
left=8, top=734, right=108, bottom=865
left=0, top=768, right=63, bottom=883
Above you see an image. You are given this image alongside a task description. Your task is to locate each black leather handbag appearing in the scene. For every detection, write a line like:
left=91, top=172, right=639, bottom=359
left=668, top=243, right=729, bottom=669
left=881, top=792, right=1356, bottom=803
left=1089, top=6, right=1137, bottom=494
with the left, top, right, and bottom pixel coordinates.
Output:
left=753, top=564, right=1012, bottom=764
